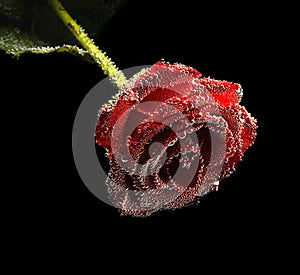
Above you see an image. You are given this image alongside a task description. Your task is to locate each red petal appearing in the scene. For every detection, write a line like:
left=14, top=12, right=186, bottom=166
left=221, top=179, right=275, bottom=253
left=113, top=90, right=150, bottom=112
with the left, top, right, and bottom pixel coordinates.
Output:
left=199, top=77, right=243, bottom=107
left=220, top=105, right=257, bottom=178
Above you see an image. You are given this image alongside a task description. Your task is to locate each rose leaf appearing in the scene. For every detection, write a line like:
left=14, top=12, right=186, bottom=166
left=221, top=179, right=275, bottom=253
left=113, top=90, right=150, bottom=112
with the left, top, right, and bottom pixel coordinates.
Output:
left=0, top=0, right=129, bottom=58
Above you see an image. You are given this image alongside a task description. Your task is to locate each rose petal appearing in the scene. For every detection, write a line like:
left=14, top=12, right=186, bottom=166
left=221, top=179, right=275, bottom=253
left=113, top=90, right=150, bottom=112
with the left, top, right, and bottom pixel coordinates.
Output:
left=199, top=77, right=243, bottom=107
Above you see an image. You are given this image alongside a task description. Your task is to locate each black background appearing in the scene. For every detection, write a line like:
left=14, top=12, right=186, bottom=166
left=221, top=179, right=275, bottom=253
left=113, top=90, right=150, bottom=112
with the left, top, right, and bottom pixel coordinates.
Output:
left=2, top=0, right=291, bottom=270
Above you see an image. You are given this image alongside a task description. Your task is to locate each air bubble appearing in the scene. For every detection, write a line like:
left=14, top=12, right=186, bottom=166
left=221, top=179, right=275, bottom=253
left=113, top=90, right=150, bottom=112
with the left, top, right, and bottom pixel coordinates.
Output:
left=121, top=156, right=128, bottom=163
left=179, top=132, right=186, bottom=139
left=126, top=136, right=132, bottom=146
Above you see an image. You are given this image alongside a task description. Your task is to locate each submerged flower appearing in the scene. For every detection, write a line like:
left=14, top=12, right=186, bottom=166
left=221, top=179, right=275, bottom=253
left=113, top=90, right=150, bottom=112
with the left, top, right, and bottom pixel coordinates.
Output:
left=95, top=61, right=257, bottom=216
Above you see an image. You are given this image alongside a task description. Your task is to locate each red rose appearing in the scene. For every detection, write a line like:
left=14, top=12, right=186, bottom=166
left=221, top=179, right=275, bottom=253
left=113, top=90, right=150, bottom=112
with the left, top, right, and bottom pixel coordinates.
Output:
left=95, top=61, right=257, bottom=216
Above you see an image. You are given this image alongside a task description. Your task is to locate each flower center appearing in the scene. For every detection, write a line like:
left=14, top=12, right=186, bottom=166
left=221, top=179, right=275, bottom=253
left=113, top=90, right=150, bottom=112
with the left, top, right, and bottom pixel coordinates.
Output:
left=148, top=142, right=164, bottom=160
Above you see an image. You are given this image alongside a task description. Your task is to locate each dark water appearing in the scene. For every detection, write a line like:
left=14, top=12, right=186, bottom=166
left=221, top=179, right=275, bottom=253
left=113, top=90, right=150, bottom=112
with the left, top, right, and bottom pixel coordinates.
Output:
left=1, top=0, right=289, bottom=268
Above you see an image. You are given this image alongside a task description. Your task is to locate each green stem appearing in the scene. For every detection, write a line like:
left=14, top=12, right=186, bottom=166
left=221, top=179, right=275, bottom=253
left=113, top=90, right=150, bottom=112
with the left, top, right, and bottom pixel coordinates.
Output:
left=48, top=0, right=127, bottom=89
